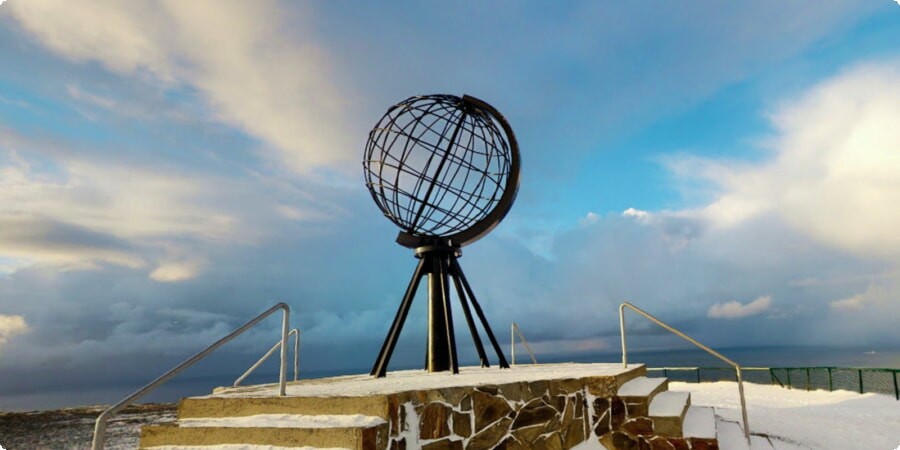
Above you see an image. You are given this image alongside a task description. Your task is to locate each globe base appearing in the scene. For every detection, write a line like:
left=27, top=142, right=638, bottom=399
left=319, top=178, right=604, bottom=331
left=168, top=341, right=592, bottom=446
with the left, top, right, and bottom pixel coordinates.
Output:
left=370, top=242, right=509, bottom=377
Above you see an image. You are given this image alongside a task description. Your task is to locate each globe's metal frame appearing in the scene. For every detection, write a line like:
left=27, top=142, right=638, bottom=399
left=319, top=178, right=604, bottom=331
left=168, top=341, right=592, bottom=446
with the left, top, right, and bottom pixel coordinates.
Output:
left=364, top=94, right=520, bottom=248
left=364, top=94, right=520, bottom=377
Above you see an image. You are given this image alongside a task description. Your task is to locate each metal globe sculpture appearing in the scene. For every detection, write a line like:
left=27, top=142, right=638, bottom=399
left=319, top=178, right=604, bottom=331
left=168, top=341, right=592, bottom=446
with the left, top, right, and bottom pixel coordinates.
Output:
left=364, top=94, right=520, bottom=376
left=364, top=94, right=519, bottom=247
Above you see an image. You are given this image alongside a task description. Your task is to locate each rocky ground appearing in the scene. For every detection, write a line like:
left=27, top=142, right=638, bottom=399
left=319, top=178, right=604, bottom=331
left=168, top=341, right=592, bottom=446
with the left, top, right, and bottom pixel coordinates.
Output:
left=0, top=403, right=177, bottom=450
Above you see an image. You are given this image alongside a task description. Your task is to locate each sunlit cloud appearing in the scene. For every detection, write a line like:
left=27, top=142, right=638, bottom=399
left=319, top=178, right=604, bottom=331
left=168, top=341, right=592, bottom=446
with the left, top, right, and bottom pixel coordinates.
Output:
left=0, top=314, right=28, bottom=348
left=6, top=0, right=355, bottom=174
left=674, top=60, right=900, bottom=259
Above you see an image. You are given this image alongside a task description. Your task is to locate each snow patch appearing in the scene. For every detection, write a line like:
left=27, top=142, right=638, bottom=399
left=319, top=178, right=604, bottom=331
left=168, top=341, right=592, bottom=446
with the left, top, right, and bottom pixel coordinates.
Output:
left=670, top=381, right=900, bottom=449
left=145, top=446, right=349, bottom=450
left=176, top=414, right=385, bottom=428
left=203, top=363, right=637, bottom=399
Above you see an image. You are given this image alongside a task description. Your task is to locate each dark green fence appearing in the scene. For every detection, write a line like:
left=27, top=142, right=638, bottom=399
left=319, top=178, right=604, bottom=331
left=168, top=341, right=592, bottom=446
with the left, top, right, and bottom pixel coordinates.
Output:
left=647, top=366, right=900, bottom=400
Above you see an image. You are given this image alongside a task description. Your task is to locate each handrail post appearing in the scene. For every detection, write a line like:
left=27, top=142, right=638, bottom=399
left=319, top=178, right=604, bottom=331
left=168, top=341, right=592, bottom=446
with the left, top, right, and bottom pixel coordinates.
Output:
left=619, top=303, right=627, bottom=368
left=510, top=322, right=537, bottom=365
left=293, top=329, right=300, bottom=382
left=279, top=307, right=289, bottom=396
left=511, top=323, right=516, bottom=366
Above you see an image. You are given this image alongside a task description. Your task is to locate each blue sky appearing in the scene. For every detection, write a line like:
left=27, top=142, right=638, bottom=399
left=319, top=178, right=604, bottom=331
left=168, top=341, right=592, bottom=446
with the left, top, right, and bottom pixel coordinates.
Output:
left=1, top=1, right=899, bottom=410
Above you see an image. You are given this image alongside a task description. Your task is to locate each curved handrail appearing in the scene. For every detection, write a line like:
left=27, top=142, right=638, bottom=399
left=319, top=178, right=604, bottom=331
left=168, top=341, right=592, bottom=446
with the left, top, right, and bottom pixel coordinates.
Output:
left=619, top=302, right=750, bottom=444
left=234, top=327, right=300, bottom=387
left=91, top=302, right=290, bottom=450
left=510, top=322, right=537, bottom=365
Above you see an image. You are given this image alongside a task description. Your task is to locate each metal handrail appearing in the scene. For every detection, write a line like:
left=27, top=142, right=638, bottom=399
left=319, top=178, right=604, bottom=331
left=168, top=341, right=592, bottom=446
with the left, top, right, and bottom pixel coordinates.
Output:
left=91, top=302, right=290, bottom=450
left=619, top=302, right=750, bottom=444
left=510, top=322, right=537, bottom=365
left=234, top=327, right=300, bottom=387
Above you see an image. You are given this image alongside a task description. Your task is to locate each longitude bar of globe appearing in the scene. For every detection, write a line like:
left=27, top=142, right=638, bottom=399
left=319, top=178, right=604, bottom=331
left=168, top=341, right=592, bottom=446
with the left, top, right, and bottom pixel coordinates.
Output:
left=406, top=104, right=459, bottom=232
left=410, top=108, right=469, bottom=233
left=474, top=115, right=502, bottom=212
left=382, top=110, right=414, bottom=226
left=381, top=105, right=418, bottom=226
left=403, top=100, right=446, bottom=232
left=418, top=110, right=468, bottom=234
left=426, top=116, right=470, bottom=232
left=424, top=117, right=498, bottom=233
left=435, top=114, right=482, bottom=222
left=397, top=101, right=444, bottom=228
left=463, top=112, right=499, bottom=224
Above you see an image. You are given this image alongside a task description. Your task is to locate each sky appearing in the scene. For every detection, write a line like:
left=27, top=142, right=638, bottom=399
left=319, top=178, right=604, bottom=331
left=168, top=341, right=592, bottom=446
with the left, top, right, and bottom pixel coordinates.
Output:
left=1, top=1, right=899, bottom=410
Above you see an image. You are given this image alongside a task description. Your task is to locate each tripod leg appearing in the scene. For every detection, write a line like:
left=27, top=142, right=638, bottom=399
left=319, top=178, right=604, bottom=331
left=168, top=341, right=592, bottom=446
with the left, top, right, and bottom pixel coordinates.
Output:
left=438, top=257, right=460, bottom=374
left=451, top=268, right=490, bottom=367
left=451, top=259, right=510, bottom=368
left=371, top=258, right=426, bottom=377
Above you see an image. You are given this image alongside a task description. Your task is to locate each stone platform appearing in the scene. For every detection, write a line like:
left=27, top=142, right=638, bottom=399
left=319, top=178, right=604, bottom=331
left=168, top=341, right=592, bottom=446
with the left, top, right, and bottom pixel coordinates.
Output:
left=140, top=363, right=721, bottom=449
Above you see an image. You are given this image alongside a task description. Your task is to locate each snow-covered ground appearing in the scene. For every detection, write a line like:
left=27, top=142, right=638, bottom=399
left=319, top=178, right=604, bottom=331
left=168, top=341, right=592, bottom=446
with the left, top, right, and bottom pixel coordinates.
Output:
left=669, top=381, right=900, bottom=450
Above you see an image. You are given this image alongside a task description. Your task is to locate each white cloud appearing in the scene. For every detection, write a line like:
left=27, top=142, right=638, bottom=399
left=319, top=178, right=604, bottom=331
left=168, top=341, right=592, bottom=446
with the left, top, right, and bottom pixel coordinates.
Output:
left=678, top=60, right=900, bottom=259
left=708, top=295, right=772, bottom=319
left=830, top=284, right=889, bottom=311
left=7, top=0, right=353, bottom=173
left=0, top=314, right=28, bottom=347
left=622, top=208, right=650, bottom=220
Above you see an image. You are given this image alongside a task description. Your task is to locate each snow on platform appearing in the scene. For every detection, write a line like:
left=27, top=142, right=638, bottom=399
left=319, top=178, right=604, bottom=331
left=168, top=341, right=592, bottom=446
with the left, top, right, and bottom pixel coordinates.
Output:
left=203, top=363, right=641, bottom=399
left=670, top=381, right=900, bottom=450
left=177, top=413, right=385, bottom=428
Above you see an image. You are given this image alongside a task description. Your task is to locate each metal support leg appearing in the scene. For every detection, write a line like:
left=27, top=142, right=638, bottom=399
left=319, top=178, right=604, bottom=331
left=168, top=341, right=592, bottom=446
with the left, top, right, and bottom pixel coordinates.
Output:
left=438, top=257, right=459, bottom=374
left=371, top=258, right=426, bottom=377
left=451, top=259, right=509, bottom=368
left=426, top=255, right=451, bottom=372
left=451, top=269, right=490, bottom=367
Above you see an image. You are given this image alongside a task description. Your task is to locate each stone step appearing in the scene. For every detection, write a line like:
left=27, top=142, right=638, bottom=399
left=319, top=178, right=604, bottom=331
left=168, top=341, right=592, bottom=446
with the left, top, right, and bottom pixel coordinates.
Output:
left=616, top=376, right=668, bottom=400
left=647, top=391, right=691, bottom=437
left=139, top=414, right=388, bottom=450
left=177, top=396, right=391, bottom=420
left=683, top=406, right=716, bottom=440
left=617, top=376, right=669, bottom=420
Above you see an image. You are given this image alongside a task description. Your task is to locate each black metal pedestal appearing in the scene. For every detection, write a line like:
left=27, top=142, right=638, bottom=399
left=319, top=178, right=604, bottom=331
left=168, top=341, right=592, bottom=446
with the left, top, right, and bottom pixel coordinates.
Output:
left=371, top=241, right=509, bottom=378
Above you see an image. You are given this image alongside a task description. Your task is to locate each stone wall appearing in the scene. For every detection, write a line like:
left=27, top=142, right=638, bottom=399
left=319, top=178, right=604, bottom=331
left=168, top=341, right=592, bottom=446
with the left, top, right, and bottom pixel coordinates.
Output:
left=379, top=368, right=690, bottom=450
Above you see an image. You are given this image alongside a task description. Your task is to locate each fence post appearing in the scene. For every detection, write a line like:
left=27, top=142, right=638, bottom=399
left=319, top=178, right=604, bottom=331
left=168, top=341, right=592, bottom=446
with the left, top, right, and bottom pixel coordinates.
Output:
left=806, top=368, right=811, bottom=391
left=893, top=371, right=899, bottom=401
left=769, top=368, right=774, bottom=385
left=786, top=368, right=792, bottom=389
left=827, top=368, right=833, bottom=391
left=858, top=369, right=864, bottom=394
left=663, top=368, right=668, bottom=378
left=696, top=368, right=701, bottom=383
